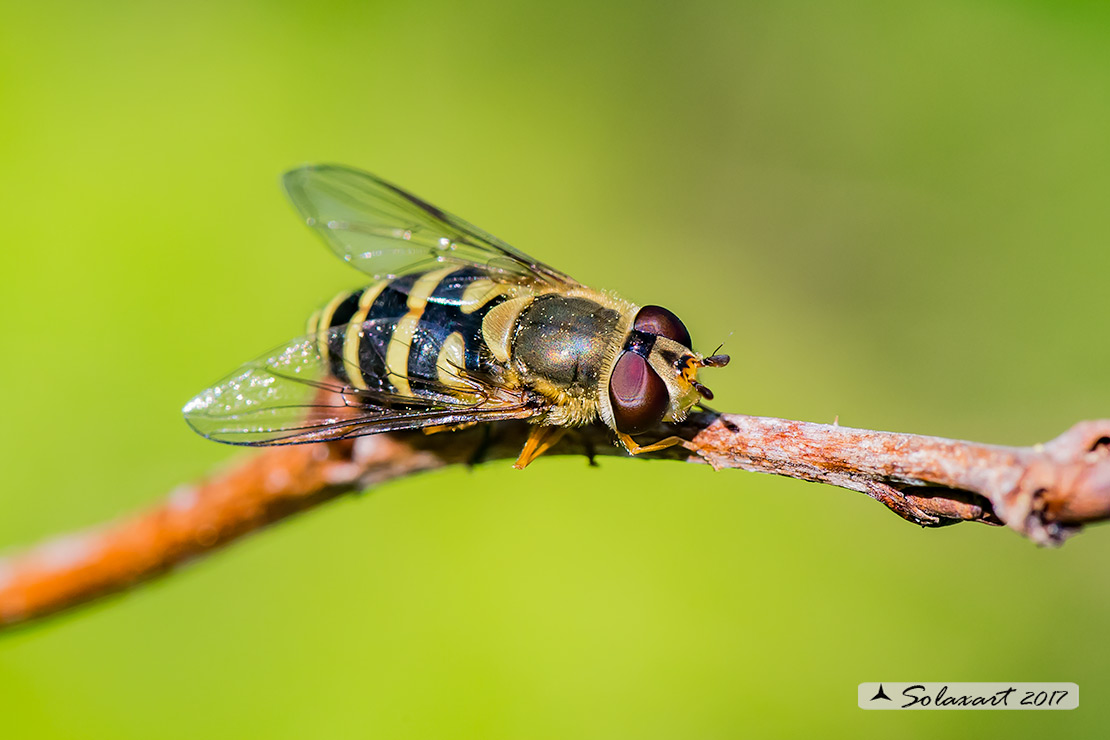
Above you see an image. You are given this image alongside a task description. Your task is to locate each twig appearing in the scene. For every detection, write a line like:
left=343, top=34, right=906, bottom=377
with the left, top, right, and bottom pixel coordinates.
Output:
left=2, top=413, right=1109, bottom=630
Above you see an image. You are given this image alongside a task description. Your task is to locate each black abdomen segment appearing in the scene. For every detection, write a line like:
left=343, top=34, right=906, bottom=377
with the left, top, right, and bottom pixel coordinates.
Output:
left=317, top=267, right=505, bottom=396
left=318, top=273, right=416, bottom=388
left=408, top=267, right=505, bottom=381
left=353, top=273, right=417, bottom=390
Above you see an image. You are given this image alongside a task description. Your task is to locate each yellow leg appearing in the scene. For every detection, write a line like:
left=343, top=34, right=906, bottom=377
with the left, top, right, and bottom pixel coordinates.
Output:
left=616, top=433, right=695, bottom=456
left=513, top=426, right=567, bottom=469
left=422, top=421, right=478, bottom=435
left=617, top=433, right=721, bottom=470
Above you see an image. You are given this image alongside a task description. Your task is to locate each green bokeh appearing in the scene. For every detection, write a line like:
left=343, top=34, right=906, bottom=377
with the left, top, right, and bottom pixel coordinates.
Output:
left=2, top=1, right=1108, bottom=737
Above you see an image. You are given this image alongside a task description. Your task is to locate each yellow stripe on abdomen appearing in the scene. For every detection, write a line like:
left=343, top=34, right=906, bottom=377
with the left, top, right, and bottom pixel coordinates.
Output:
left=341, top=282, right=390, bottom=390
left=406, top=266, right=457, bottom=312
left=306, top=308, right=322, bottom=339
left=384, top=266, right=457, bottom=397
left=436, top=331, right=468, bottom=389
left=315, top=291, right=352, bottom=369
left=460, top=278, right=515, bottom=314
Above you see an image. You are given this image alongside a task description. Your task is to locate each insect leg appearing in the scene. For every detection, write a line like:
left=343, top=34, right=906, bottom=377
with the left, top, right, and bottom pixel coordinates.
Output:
left=617, top=433, right=722, bottom=470
left=421, top=421, right=480, bottom=435
left=512, top=425, right=568, bottom=469
left=615, top=433, right=692, bottom=456
left=466, top=424, right=494, bottom=467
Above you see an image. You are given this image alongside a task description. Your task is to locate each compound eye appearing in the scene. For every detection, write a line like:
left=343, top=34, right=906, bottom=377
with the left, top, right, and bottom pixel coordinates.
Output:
left=633, top=305, right=691, bottom=348
left=608, top=351, right=669, bottom=435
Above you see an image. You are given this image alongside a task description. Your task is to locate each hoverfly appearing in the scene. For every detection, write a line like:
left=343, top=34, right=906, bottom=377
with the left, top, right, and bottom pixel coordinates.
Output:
left=183, top=165, right=729, bottom=468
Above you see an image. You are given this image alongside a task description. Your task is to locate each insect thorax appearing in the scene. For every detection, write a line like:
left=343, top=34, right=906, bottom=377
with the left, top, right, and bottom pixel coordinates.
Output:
left=502, top=291, right=637, bottom=426
left=512, top=295, right=621, bottom=387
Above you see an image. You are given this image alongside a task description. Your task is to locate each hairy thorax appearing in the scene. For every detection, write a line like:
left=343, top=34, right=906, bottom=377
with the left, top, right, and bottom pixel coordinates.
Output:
left=478, top=291, right=635, bottom=426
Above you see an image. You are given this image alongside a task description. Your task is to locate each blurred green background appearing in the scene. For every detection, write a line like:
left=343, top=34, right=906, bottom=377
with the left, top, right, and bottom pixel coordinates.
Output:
left=2, top=0, right=1108, bottom=737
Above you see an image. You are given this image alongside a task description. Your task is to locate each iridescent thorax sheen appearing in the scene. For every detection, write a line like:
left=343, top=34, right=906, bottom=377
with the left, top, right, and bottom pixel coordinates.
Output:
left=512, top=295, right=621, bottom=388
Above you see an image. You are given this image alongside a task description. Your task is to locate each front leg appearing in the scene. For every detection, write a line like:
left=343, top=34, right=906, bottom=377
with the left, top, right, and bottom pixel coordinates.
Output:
left=615, top=432, right=719, bottom=470
left=615, top=433, right=693, bottom=456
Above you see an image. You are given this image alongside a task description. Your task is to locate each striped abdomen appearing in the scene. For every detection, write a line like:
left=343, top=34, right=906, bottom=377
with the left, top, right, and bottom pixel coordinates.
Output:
left=308, top=266, right=513, bottom=397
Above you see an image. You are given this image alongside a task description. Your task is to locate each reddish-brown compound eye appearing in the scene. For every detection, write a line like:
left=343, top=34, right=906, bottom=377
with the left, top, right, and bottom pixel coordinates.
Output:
left=633, top=305, right=691, bottom=348
left=608, top=351, right=669, bottom=435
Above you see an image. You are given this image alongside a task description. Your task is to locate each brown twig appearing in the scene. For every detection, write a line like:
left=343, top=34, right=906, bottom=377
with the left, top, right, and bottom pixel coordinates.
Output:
left=2, top=413, right=1110, bottom=630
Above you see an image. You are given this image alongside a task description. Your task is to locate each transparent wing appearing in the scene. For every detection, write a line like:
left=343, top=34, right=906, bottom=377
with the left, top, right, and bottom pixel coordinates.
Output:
left=183, top=322, right=539, bottom=446
left=282, top=164, right=579, bottom=286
